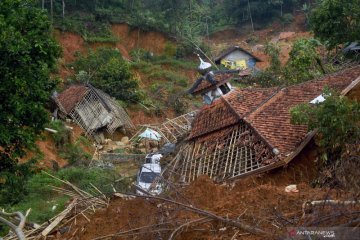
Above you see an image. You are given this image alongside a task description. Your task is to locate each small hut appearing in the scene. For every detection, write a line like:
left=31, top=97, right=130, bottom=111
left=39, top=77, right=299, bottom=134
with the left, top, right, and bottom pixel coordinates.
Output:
left=53, top=84, right=134, bottom=142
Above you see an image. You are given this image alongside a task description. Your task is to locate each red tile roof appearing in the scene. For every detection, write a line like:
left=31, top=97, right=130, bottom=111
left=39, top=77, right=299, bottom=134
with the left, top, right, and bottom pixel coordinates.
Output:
left=56, top=85, right=89, bottom=113
left=188, top=66, right=360, bottom=158
left=188, top=97, right=239, bottom=139
left=190, top=72, right=234, bottom=95
left=224, top=87, right=278, bottom=117
left=246, top=66, right=360, bottom=155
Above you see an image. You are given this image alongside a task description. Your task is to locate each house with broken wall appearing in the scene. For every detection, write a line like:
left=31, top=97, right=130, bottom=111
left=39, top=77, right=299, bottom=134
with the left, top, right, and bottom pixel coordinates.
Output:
left=175, top=65, right=360, bottom=183
left=53, top=83, right=134, bottom=143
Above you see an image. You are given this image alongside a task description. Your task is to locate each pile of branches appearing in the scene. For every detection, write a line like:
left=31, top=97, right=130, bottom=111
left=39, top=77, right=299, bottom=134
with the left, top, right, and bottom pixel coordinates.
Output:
left=3, top=165, right=360, bottom=239
left=2, top=172, right=109, bottom=240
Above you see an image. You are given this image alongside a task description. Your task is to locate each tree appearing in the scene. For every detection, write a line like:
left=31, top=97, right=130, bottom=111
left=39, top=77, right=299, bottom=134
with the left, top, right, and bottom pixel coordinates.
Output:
left=72, top=48, right=141, bottom=103
left=0, top=0, right=61, bottom=204
left=310, top=0, right=360, bottom=49
left=284, top=38, right=324, bottom=84
left=291, top=89, right=360, bottom=188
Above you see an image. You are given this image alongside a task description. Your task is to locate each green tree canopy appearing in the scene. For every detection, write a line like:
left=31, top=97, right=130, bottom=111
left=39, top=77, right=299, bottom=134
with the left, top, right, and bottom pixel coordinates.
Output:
left=290, top=89, right=360, bottom=188
left=0, top=0, right=61, bottom=204
left=310, top=0, right=360, bottom=49
left=72, top=48, right=141, bottom=103
left=284, top=38, right=324, bottom=84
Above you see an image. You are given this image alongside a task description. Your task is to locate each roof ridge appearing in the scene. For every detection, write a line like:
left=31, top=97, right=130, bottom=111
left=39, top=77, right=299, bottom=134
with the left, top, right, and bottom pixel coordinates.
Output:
left=244, top=65, right=360, bottom=122
left=214, top=45, right=262, bottom=62
left=243, top=87, right=282, bottom=118
left=223, top=87, right=281, bottom=119
left=285, top=65, right=360, bottom=88
left=221, top=95, right=242, bottom=120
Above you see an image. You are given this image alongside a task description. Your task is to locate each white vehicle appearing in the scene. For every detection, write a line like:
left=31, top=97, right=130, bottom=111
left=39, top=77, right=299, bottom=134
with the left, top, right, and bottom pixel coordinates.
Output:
left=145, top=153, right=163, bottom=164
left=136, top=163, right=162, bottom=195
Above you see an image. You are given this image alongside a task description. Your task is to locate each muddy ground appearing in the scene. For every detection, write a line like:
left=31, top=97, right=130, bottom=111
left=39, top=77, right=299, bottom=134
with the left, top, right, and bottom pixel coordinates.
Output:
left=56, top=141, right=360, bottom=240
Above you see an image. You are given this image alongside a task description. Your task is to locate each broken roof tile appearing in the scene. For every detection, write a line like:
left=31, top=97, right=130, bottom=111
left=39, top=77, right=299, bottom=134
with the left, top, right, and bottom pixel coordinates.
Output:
left=188, top=65, right=360, bottom=159
left=189, top=72, right=234, bottom=95
left=246, top=66, right=360, bottom=155
left=56, top=85, right=89, bottom=114
left=188, top=97, right=239, bottom=140
left=224, top=87, right=278, bottom=117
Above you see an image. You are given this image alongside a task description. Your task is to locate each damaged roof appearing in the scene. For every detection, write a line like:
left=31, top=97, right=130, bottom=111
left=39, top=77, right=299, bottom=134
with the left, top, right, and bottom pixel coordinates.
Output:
left=214, top=46, right=262, bottom=64
left=189, top=66, right=360, bottom=159
left=55, top=85, right=89, bottom=113
left=245, top=66, right=360, bottom=155
left=188, top=70, right=237, bottom=95
left=225, top=87, right=278, bottom=117
left=188, top=97, right=239, bottom=139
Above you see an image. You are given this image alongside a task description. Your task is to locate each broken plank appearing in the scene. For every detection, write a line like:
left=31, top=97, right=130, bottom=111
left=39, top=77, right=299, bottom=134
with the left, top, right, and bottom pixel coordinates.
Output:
left=41, top=198, right=78, bottom=236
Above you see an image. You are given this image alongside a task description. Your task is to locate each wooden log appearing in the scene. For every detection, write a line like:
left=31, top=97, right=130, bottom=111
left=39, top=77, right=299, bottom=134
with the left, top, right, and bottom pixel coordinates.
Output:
left=41, top=198, right=78, bottom=236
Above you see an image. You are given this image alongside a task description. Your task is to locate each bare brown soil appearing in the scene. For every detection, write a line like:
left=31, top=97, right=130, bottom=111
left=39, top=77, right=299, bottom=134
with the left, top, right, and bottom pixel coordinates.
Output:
left=19, top=132, right=67, bottom=169
left=53, top=30, right=86, bottom=63
left=111, top=23, right=170, bottom=55
left=20, top=124, right=94, bottom=169
left=55, top=140, right=359, bottom=240
left=60, top=177, right=356, bottom=240
left=54, top=23, right=171, bottom=67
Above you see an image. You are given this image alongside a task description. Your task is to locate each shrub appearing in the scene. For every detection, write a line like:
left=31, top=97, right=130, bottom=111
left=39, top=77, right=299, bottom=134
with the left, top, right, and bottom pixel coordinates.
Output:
left=46, top=120, right=71, bottom=148
left=291, top=89, right=360, bottom=189
left=72, top=48, right=141, bottom=104
left=280, top=13, right=294, bottom=25
left=284, top=38, right=324, bottom=84
left=60, top=141, right=91, bottom=165
left=130, top=48, right=153, bottom=62
left=164, top=42, right=177, bottom=57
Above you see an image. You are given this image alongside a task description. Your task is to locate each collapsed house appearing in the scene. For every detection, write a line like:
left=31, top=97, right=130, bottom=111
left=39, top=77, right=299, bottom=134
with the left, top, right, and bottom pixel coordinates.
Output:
left=176, top=66, right=360, bottom=182
left=214, top=46, right=262, bottom=71
left=53, top=84, right=134, bottom=142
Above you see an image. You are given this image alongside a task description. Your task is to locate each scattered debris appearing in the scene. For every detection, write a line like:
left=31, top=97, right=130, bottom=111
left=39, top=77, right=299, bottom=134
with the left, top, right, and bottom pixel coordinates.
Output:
left=176, top=66, right=360, bottom=183
left=0, top=209, right=30, bottom=240
left=44, top=128, right=58, bottom=134
left=285, top=184, right=299, bottom=193
left=132, top=111, right=197, bottom=144
left=53, top=175, right=360, bottom=240
left=3, top=172, right=109, bottom=240
left=53, top=83, right=134, bottom=143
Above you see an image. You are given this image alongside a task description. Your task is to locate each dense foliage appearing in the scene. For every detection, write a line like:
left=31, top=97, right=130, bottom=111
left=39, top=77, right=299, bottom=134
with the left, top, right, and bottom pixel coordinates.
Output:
left=310, top=0, right=360, bottom=49
left=284, top=38, right=324, bottom=84
left=0, top=0, right=61, bottom=203
left=291, top=89, right=360, bottom=189
left=72, top=48, right=141, bottom=103
left=38, top=0, right=307, bottom=43
left=251, top=38, right=325, bottom=87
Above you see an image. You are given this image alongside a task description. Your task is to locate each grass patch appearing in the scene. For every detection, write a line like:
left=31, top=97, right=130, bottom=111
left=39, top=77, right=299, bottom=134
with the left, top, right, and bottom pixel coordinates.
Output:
left=55, top=15, right=119, bottom=43
left=3, top=167, right=131, bottom=225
